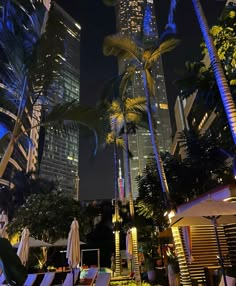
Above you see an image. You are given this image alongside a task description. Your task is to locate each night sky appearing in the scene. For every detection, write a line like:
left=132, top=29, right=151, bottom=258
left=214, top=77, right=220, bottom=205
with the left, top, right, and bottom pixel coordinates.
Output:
left=55, top=0, right=226, bottom=201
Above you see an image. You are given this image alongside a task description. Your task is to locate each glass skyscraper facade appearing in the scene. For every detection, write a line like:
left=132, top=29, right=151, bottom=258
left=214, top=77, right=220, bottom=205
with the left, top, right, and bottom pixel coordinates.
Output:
left=39, top=3, right=80, bottom=199
left=116, top=0, right=172, bottom=198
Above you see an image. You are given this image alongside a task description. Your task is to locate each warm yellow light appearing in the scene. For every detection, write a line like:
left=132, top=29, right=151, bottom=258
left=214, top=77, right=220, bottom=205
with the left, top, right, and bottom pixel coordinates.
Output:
left=159, top=103, right=168, bottom=110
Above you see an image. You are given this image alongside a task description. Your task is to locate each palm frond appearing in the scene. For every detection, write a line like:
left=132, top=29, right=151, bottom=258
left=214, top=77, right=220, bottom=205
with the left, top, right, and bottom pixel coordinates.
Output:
left=109, top=100, right=122, bottom=114
left=125, top=96, right=146, bottom=112
left=45, top=102, right=104, bottom=130
left=136, top=200, right=154, bottom=219
left=109, top=113, right=124, bottom=134
left=145, top=69, right=155, bottom=97
left=146, top=38, right=180, bottom=69
left=119, top=67, right=136, bottom=99
left=106, top=132, right=124, bottom=148
left=44, top=102, right=106, bottom=156
left=103, top=34, right=141, bottom=62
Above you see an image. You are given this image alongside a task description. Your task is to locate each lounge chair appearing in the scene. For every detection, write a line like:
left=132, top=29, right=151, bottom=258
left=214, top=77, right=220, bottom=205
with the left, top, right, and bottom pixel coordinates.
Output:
left=24, top=273, right=38, bottom=286
left=62, top=268, right=80, bottom=286
left=77, top=267, right=98, bottom=286
left=39, top=272, right=55, bottom=286
left=95, top=273, right=111, bottom=286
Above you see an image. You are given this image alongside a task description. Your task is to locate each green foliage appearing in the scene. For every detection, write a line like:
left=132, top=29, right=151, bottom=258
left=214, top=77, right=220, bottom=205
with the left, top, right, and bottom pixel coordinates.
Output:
left=179, top=129, right=235, bottom=194
left=0, top=171, right=56, bottom=220
left=176, top=3, right=236, bottom=103
left=210, top=4, right=236, bottom=76
left=7, top=191, right=83, bottom=243
left=136, top=129, right=235, bottom=221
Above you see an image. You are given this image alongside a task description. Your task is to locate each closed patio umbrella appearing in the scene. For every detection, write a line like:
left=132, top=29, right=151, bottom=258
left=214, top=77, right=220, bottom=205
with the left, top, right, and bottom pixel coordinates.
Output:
left=17, top=227, right=30, bottom=266
left=66, top=218, right=80, bottom=286
left=126, top=229, right=132, bottom=259
left=171, top=199, right=236, bottom=286
left=126, top=229, right=133, bottom=272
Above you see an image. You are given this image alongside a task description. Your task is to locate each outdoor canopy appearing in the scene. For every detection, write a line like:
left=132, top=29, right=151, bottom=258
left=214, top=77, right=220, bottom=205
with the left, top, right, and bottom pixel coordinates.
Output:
left=170, top=199, right=236, bottom=227
left=52, top=238, right=85, bottom=247
left=170, top=199, right=236, bottom=286
left=13, top=236, right=52, bottom=248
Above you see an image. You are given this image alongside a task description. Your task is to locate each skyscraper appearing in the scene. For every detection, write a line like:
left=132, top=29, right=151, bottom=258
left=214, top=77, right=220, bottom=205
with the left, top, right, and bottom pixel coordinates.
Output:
left=116, top=0, right=172, bottom=198
left=39, top=2, right=81, bottom=199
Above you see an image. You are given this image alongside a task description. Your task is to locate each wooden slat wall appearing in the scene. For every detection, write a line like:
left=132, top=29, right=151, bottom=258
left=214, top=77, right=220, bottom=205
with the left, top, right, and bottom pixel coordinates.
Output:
left=171, top=227, right=192, bottom=285
left=224, top=224, right=236, bottom=267
left=179, top=225, right=232, bottom=284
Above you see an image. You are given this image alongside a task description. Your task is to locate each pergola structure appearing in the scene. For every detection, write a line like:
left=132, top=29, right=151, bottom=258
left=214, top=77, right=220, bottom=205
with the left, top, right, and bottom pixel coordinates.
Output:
left=171, top=184, right=236, bottom=285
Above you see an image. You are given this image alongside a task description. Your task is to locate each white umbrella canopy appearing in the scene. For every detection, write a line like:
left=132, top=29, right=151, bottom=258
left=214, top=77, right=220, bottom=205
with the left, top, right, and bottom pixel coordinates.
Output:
left=13, top=237, right=52, bottom=248
left=17, top=227, right=30, bottom=266
left=171, top=199, right=236, bottom=227
left=66, top=218, right=80, bottom=269
left=52, top=238, right=85, bottom=247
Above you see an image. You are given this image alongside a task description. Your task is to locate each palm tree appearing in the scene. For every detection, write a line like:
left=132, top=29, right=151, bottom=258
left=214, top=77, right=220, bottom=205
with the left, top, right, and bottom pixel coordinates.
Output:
left=105, top=131, right=123, bottom=276
left=191, top=0, right=236, bottom=145
left=0, top=0, right=42, bottom=177
left=106, top=96, right=146, bottom=282
left=103, top=35, right=179, bottom=206
left=0, top=1, right=66, bottom=177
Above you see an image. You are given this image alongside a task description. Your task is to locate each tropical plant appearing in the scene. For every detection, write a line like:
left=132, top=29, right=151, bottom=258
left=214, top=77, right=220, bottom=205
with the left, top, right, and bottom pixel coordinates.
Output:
left=0, top=1, right=66, bottom=177
left=106, top=130, right=123, bottom=276
left=136, top=154, right=185, bottom=230
left=175, top=3, right=236, bottom=136
left=191, top=0, right=236, bottom=144
left=103, top=34, right=179, bottom=209
left=179, top=128, right=235, bottom=194
left=136, top=130, right=234, bottom=220
left=103, top=35, right=178, bottom=284
left=101, top=95, right=146, bottom=278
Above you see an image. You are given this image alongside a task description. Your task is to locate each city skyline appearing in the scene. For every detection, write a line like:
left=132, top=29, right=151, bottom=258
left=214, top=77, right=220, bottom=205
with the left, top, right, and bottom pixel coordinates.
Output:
left=56, top=0, right=226, bottom=200
left=115, top=0, right=172, bottom=198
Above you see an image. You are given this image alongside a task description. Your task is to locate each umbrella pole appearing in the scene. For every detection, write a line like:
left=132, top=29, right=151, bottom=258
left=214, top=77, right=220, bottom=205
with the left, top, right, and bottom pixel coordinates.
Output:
left=212, top=217, right=227, bottom=286
left=72, top=268, right=74, bottom=286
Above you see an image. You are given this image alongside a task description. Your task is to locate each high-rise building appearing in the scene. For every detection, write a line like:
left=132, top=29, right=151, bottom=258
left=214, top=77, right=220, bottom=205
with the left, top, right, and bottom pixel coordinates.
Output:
left=116, top=0, right=172, bottom=198
left=39, top=2, right=81, bottom=199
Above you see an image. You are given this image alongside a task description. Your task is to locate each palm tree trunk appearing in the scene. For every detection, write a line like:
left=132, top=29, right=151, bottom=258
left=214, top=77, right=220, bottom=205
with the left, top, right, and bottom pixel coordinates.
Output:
left=142, top=71, right=170, bottom=205
left=113, top=139, right=121, bottom=276
left=123, top=120, right=141, bottom=285
left=0, top=136, right=15, bottom=178
left=0, top=77, right=28, bottom=178
left=192, top=0, right=236, bottom=145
